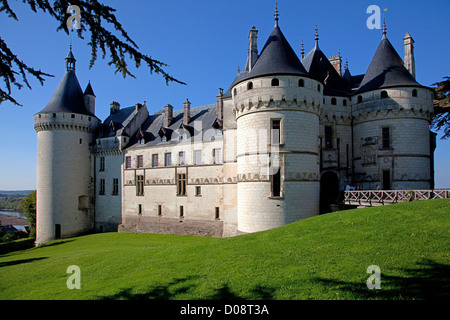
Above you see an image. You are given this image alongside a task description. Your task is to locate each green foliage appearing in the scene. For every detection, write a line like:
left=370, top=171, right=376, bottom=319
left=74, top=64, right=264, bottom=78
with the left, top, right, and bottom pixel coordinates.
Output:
left=0, top=199, right=449, bottom=300
left=22, top=190, right=36, bottom=238
left=0, top=197, right=23, bottom=212
left=432, top=76, right=450, bottom=139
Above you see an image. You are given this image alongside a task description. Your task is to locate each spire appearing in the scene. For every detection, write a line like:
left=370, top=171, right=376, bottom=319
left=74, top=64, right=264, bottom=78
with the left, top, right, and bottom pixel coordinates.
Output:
left=65, top=45, right=76, bottom=72
left=301, top=40, right=305, bottom=59
left=314, top=25, right=319, bottom=48
left=274, top=1, right=279, bottom=27
left=382, top=16, right=387, bottom=38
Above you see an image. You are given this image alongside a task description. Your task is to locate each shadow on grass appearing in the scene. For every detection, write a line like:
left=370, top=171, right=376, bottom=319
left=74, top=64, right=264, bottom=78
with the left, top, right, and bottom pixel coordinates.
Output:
left=100, top=276, right=275, bottom=300
left=0, top=256, right=47, bottom=268
left=313, top=259, right=450, bottom=300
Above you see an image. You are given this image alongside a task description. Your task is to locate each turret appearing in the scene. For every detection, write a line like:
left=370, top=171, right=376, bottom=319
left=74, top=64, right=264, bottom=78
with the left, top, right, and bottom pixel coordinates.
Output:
left=83, top=81, right=96, bottom=115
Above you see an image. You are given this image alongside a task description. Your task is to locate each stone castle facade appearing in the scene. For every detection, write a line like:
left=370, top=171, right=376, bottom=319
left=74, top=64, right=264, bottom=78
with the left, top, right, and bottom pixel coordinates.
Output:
left=34, top=13, right=435, bottom=245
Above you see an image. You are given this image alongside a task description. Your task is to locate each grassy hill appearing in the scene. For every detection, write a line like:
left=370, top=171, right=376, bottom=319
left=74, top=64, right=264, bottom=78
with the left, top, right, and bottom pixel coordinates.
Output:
left=0, top=199, right=449, bottom=300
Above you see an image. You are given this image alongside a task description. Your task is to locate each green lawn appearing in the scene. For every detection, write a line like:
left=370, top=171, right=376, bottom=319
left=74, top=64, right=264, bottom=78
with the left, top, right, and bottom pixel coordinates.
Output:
left=0, top=199, right=449, bottom=300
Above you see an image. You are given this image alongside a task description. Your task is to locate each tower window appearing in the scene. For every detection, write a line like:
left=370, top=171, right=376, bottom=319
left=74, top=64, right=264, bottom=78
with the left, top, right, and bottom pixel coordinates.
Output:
left=380, top=90, right=388, bottom=99
left=331, top=97, right=337, bottom=105
left=138, top=204, right=142, bottom=215
left=215, top=207, right=220, bottom=220
left=298, top=79, right=304, bottom=87
left=412, top=89, right=417, bottom=97
left=99, top=179, right=105, bottom=195
left=79, top=138, right=82, bottom=144
left=357, top=95, right=363, bottom=103
left=317, top=84, right=321, bottom=92
left=271, top=119, right=281, bottom=145
left=179, top=206, right=184, bottom=218
left=325, top=126, right=333, bottom=149
left=271, top=78, right=280, bottom=87
left=343, top=99, right=347, bottom=106
left=247, top=82, right=253, bottom=90
left=99, top=157, right=105, bottom=171
left=382, top=127, right=390, bottom=149
left=382, top=170, right=391, bottom=190
left=272, top=170, right=281, bottom=197
left=158, top=205, right=162, bottom=216
left=53, top=113, right=56, bottom=118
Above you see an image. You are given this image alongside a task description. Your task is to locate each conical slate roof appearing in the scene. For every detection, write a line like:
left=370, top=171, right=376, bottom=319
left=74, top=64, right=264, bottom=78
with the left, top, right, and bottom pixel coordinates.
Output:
left=303, top=45, right=351, bottom=97
left=39, top=50, right=95, bottom=117
left=355, top=34, right=420, bottom=94
left=84, top=81, right=95, bottom=97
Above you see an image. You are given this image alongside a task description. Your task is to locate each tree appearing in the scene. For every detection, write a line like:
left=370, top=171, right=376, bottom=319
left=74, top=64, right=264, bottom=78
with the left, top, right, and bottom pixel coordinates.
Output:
left=22, top=190, right=36, bottom=238
left=0, top=0, right=185, bottom=106
left=431, top=76, right=450, bottom=139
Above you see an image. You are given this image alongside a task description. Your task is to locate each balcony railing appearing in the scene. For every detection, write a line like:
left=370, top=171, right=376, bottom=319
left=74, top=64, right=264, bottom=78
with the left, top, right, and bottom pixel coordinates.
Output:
left=344, top=190, right=450, bottom=206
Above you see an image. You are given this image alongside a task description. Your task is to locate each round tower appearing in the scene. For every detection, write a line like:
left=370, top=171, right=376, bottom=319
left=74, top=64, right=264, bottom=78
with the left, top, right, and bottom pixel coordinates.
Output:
left=34, top=49, right=100, bottom=245
left=232, top=17, right=322, bottom=233
left=352, top=26, right=434, bottom=190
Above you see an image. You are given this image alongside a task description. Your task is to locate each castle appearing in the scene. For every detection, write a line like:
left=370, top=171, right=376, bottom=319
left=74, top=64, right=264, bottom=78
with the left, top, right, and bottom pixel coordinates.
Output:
left=34, top=11, right=436, bottom=245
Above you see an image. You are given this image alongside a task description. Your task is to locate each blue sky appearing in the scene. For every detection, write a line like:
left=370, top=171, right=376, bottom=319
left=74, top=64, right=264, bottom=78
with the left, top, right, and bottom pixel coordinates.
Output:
left=1, top=0, right=449, bottom=190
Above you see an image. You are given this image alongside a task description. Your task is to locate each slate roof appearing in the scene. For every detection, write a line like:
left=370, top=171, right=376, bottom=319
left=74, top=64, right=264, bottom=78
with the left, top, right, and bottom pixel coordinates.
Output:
left=302, top=44, right=352, bottom=97
left=97, top=106, right=137, bottom=138
left=127, top=104, right=218, bottom=149
left=355, top=34, right=421, bottom=94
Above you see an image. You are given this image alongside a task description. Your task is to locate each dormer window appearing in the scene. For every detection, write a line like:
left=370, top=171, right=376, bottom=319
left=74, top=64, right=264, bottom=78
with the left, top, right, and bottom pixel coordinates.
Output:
left=331, top=97, right=337, bottom=105
left=271, top=78, right=279, bottom=87
left=162, top=136, right=167, bottom=142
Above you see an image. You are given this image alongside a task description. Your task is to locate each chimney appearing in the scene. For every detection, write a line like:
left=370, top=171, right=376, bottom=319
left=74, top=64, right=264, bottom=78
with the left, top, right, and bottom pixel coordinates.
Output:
left=110, top=101, right=120, bottom=114
left=248, top=26, right=258, bottom=71
left=403, top=32, right=415, bottom=78
left=135, top=103, right=142, bottom=112
left=83, top=82, right=96, bottom=115
left=183, top=99, right=191, bottom=124
left=164, top=104, right=173, bottom=127
left=216, top=88, right=224, bottom=120
left=329, top=54, right=342, bottom=76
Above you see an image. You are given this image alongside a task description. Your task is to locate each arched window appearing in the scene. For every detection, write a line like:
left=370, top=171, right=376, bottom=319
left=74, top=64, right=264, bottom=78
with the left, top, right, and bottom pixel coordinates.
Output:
left=298, top=79, right=304, bottom=87
left=247, top=82, right=253, bottom=90
left=331, top=97, right=337, bottom=105
left=357, top=95, right=363, bottom=103
left=412, top=89, right=417, bottom=97
left=271, top=78, right=280, bottom=87
left=380, top=90, right=388, bottom=99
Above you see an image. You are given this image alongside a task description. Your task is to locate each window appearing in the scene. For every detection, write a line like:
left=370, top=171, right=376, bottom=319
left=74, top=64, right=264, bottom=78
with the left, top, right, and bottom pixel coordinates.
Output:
left=271, top=78, right=279, bottom=86
left=317, top=84, right=321, bottom=92
left=138, top=204, right=142, bottom=215
left=247, top=82, right=253, bottom=90
left=99, top=157, right=105, bottom=171
left=325, top=126, right=333, bottom=149
left=152, top=154, right=158, bottom=167
left=55, top=224, right=61, bottom=239
left=179, top=151, right=186, bottom=166
left=412, top=89, right=417, bottom=97
left=343, top=99, right=347, bottom=106
left=195, top=186, right=202, bottom=196
left=179, top=206, right=184, bottom=218
left=71, top=114, right=75, bottom=119
left=177, top=173, right=186, bottom=196
left=298, top=79, right=304, bottom=87
left=136, top=175, right=144, bottom=196
left=79, top=138, right=82, bottom=144
left=194, top=150, right=202, bottom=165
left=380, top=90, right=388, bottom=99
left=272, top=170, right=281, bottom=197
left=213, top=148, right=222, bottom=164
left=137, top=155, right=144, bottom=168
left=164, top=153, right=172, bottom=167
left=215, top=207, right=220, bottom=220
left=382, top=170, right=391, bottom=190
left=271, top=119, right=281, bottom=145
left=99, top=179, right=105, bottom=195
left=179, top=133, right=188, bottom=141
left=162, top=136, right=167, bottom=142
left=382, top=127, right=390, bottom=149
left=125, top=156, right=131, bottom=169
left=331, top=97, right=337, bottom=105
left=158, top=205, right=162, bottom=216
left=112, top=178, right=119, bottom=195
left=357, top=95, right=363, bottom=103
left=53, top=113, right=56, bottom=118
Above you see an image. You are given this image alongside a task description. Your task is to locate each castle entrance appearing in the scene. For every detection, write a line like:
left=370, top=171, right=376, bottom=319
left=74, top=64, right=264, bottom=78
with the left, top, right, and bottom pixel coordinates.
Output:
left=320, top=171, right=340, bottom=214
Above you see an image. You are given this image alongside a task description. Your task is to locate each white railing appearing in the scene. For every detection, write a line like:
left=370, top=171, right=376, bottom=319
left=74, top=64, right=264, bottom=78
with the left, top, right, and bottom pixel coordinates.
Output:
left=344, top=190, right=450, bottom=206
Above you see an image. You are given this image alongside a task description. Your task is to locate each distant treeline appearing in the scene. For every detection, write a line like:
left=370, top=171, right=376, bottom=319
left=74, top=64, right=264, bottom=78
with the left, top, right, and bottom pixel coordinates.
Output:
left=0, top=197, right=24, bottom=212
left=0, top=191, right=33, bottom=198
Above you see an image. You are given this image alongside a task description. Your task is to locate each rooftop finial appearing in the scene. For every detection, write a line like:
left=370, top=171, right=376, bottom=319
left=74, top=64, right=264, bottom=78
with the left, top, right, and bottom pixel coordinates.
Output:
left=314, top=25, right=319, bottom=48
left=274, top=1, right=279, bottom=26
left=301, top=40, right=305, bottom=59
left=382, top=8, right=387, bottom=38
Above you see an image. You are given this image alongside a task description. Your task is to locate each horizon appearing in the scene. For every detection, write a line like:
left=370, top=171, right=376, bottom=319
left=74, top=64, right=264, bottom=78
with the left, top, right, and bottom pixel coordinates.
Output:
left=0, top=0, right=449, bottom=190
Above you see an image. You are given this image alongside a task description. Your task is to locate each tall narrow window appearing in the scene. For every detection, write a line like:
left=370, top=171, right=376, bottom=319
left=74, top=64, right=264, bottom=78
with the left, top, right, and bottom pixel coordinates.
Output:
left=179, top=206, right=184, bottom=218
left=177, top=173, right=186, bottom=196
left=152, top=154, right=158, bottom=167
left=382, top=170, right=391, bottom=190
left=357, top=95, right=363, bottom=103
left=215, top=207, right=220, bottom=220
left=136, top=175, right=144, bottom=196
left=179, top=151, right=186, bottom=166
left=247, top=81, right=253, bottom=90
left=412, top=89, right=417, bottom=97
left=99, top=179, right=105, bottom=195
left=271, top=119, right=281, bottom=145
left=272, top=170, right=281, bottom=197
left=164, top=153, right=172, bottom=166
left=137, top=155, right=144, bottom=168
left=213, top=148, right=222, bottom=164
left=55, top=224, right=61, bottom=239
left=138, top=204, right=142, bottom=215
left=195, top=186, right=202, bottom=196
left=325, top=126, right=333, bottom=149
left=112, top=178, right=119, bottom=195
left=382, top=127, right=390, bottom=149
left=331, top=97, right=337, bottom=105
left=194, top=150, right=202, bottom=165
left=100, top=157, right=105, bottom=171
left=158, top=205, right=162, bottom=216
left=125, top=156, right=131, bottom=169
